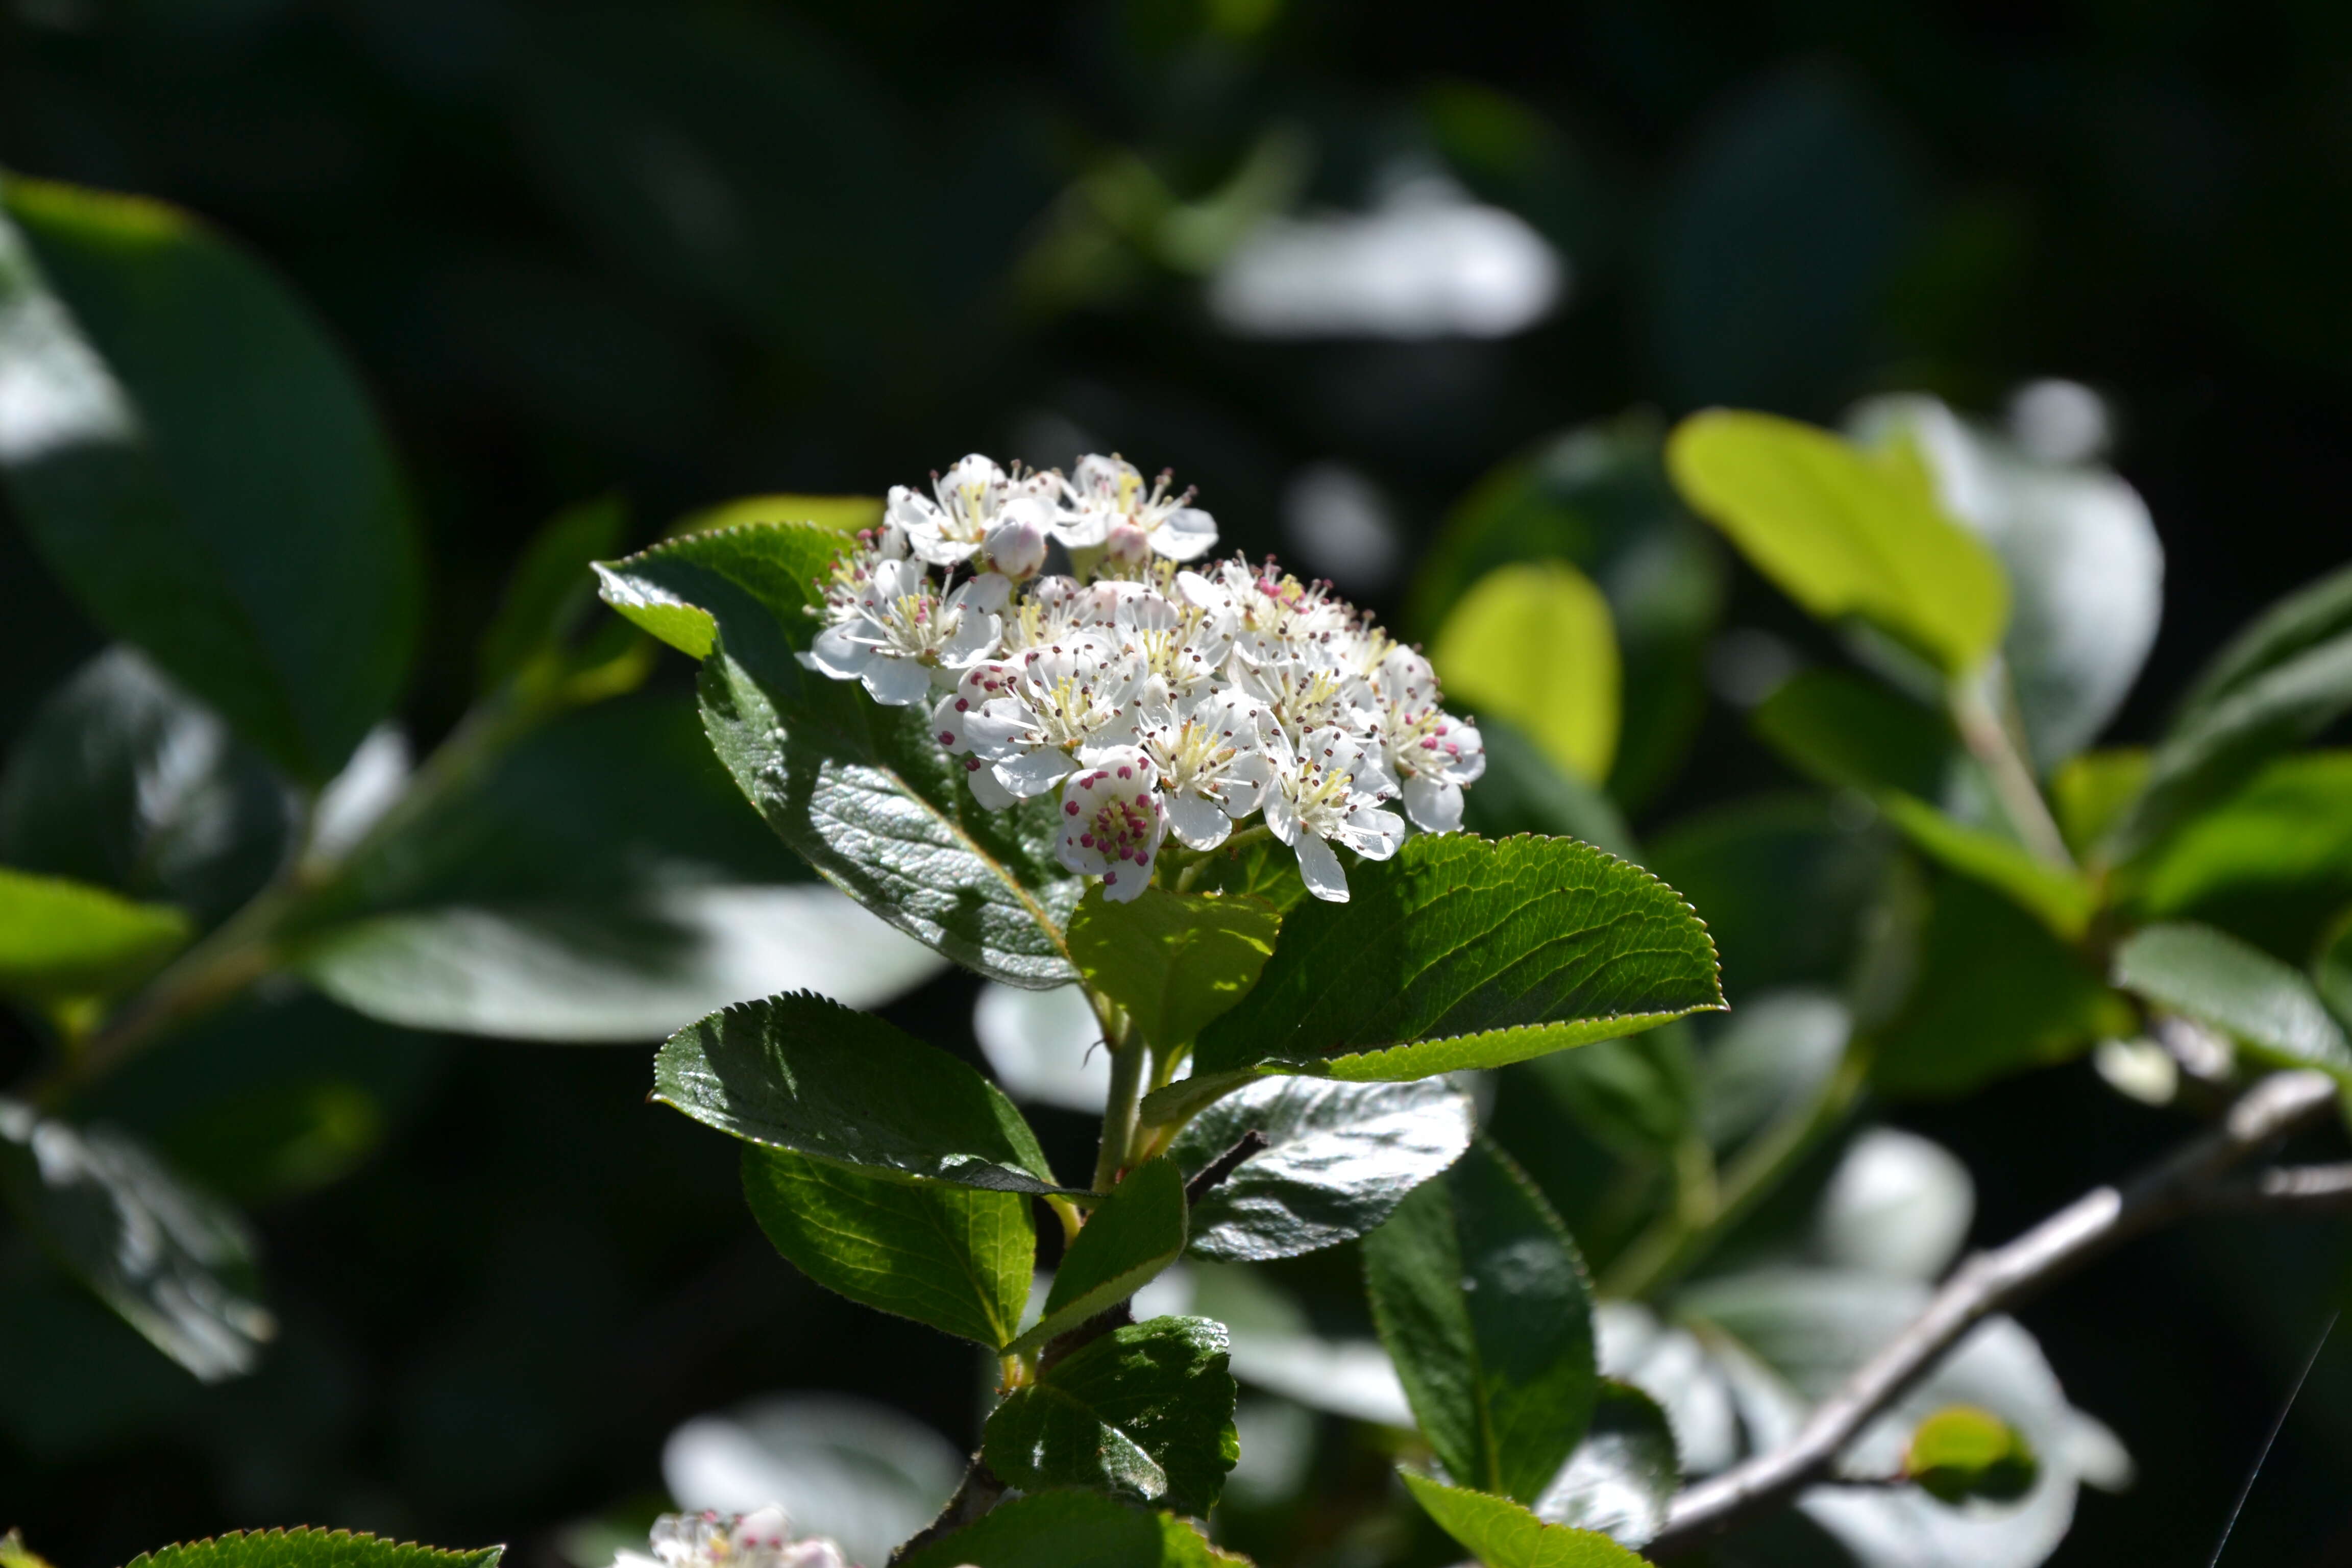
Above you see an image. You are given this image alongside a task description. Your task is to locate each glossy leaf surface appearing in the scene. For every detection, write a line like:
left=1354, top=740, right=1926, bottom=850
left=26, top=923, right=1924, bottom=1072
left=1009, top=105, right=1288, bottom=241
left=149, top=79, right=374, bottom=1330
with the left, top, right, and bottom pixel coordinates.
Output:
left=894, top=1490, right=1239, bottom=1568
left=1010, top=1158, right=1187, bottom=1356
left=595, top=522, right=1082, bottom=985
left=656, top=992, right=1067, bottom=1194
left=1190, top=834, right=1723, bottom=1084
left=1172, top=1077, right=1474, bottom=1262
left=1533, top=1381, right=1680, bottom=1548
left=1364, top=1140, right=1598, bottom=1503
left=1400, top=1473, right=1648, bottom=1568
left=2112, top=922, right=2351, bottom=1071
left=1067, top=889, right=1278, bottom=1051
left=0, top=176, right=416, bottom=783
left=982, top=1316, right=1239, bottom=1515
left=124, top=1533, right=500, bottom=1568
left=741, top=1144, right=1034, bottom=1350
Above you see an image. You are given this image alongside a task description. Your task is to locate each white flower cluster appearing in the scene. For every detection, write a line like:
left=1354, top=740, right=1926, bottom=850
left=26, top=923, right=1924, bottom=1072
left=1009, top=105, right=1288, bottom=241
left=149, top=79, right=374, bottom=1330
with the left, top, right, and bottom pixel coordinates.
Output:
left=799, top=453, right=1483, bottom=903
left=615, top=1510, right=852, bottom=1568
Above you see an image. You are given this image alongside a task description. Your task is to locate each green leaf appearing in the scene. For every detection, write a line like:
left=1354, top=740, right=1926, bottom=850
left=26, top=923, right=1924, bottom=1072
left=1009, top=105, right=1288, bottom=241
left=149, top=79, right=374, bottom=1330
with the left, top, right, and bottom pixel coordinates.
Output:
left=1753, top=670, right=2095, bottom=938
left=2104, top=568, right=2352, bottom=863
left=0, top=1100, right=272, bottom=1382
left=595, top=522, right=1083, bottom=986
left=2317, top=908, right=2352, bottom=1027
left=0, top=867, right=189, bottom=1004
left=740, top=1143, right=1035, bottom=1350
left=1665, top=409, right=2008, bottom=678
left=1009, top=1159, right=1188, bottom=1356
left=1538, top=1382, right=1681, bottom=1548
left=982, top=1316, right=1239, bottom=1515
left=122, top=1530, right=501, bottom=1568
left=2112, top=922, right=2351, bottom=1072
left=0, top=647, right=294, bottom=927
left=2125, top=751, right=2352, bottom=962
left=1067, top=889, right=1279, bottom=1051
left=1399, top=1473, right=1649, bottom=1568
left=655, top=991, right=1068, bottom=1194
left=476, top=496, right=628, bottom=694
left=1171, top=1077, right=1474, bottom=1262
left=2052, top=748, right=2151, bottom=860
left=893, top=1490, right=1242, bottom=1568
left=1457, top=718, right=1639, bottom=861
left=1188, top=833, right=1723, bottom=1085
left=0, top=175, right=418, bottom=783
left=1904, top=1404, right=2038, bottom=1504
left=671, top=492, right=882, bottom=538
left=1433, top=561, right=1621, bottom=785
left=1363, top=1139, right=1598, bottom=1503
left=1523, top=1023, right=1698, bottom=1161
left=1869, top=870, right=2132, bottom=1097
left=1645, top=793, right=1891, bottom=999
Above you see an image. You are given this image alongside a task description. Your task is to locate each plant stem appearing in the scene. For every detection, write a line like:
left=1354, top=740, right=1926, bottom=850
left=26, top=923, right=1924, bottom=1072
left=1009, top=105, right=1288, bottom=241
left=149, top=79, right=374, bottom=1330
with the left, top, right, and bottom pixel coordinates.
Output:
left=1602, top=1044, right=1871, bottom=1300
left=1950, top=669, right=2073, bottom=869
left=1091, top=992, right=1144, bottom=1193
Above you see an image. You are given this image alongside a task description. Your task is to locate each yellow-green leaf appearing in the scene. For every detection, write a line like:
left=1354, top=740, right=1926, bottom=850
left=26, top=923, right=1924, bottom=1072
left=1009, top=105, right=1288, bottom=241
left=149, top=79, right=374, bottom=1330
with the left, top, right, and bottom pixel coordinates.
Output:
left=1399, top=1472, right=1649, bottom=1568
left=1434, top=560, right=1621, bottom=784
left=0, top=866, right=189, bottom=1003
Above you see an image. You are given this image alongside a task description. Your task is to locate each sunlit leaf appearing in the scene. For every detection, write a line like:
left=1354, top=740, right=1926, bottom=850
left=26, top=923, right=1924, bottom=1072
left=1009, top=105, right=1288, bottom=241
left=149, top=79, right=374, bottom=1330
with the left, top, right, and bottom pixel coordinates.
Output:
left=1667, top=409, right=2007, bottom=677
left=2111, top=922, right=2350, bottom=1072
left=595, top=521, right=1082, bottom=985
left=0, top=175, right=416, bottom=783
left=893, top=1490, right=1242, bottom=1568
left=1364, top=1139, right=1598, bottom=1503
left=1067, top=889, right=1278, bottom=1052
left=1434, top=560, right=1620, bottom=785
left=982, top=1316, right=1239, bottom=1515
left=124, top=1531, right=500, bottom=1568
left=670, top=493, right=881, bottom=538
left=1009, top=1159, right=1187, bottom=1356
left=1905, top=1404, right=2038, bottom=1504
left=0, top=867, right=188, bottom=1005
left=1399, top=1472, right=1648, bottom=1568
left=740, top=1144, right=1034, bottom=1350
left=2124, top=751, right=2352, bottom=962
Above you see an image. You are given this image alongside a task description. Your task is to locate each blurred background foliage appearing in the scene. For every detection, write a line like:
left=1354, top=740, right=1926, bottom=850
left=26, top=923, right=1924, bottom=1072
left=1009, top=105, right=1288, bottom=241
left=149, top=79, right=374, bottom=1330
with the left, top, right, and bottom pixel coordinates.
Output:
left=5, top=1, right=2352, bottom=1565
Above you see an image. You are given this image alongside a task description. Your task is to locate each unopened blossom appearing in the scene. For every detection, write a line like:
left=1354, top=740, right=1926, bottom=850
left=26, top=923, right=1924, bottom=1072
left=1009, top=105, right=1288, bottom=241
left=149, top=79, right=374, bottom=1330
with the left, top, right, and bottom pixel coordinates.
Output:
left=1057, top=747, right=1169, bottom=901
left=1369, top=645, right=1486, bottom=833
left=615, top=1509, right=853, bottom=1568
left=1262, top=725, right=1405, bottom=902
left=800, top=556, right=1003, bottom=706
left=802, top=452, right=1479, bottom=905
left=1066, top=453, right=1220, bottom=562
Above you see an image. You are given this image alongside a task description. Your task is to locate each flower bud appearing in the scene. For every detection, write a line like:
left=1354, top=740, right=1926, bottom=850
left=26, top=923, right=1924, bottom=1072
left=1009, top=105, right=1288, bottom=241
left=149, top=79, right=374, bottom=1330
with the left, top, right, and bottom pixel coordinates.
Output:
left=1102, top=517, right=1150, bottom=567
left=983, top=504, right=1049, bottom=580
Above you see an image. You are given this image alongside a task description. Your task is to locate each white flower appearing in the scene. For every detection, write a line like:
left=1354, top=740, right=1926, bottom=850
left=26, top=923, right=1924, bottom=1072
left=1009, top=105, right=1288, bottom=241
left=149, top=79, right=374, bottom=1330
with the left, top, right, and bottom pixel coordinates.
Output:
left=1182, top=556, right=1351, bottom=664
left=1000, top=573, right=1106, bottom=654
left=1369, top=646, right=1485, bottom=832
left=799, top=556, right=1003, bottom=706
left=621, top=1509, right=853, bottom=1568
left=933, top=631, right=1145, bottom=801
left=1110, top=584, right=1235, bottom=707
left=1136, top=688, right=1276, bottom=850
left=1232, top=645, right=1374, bottom=742
left=1056, top=747, right=1168, bottom=901
left=892, top=454, right=1055, bottom=568
left=1261, top=725, right=1405, bottom=902
left=814, top=524, right=909, bottom=625
left=1065, top=454, right=1219, bottom=562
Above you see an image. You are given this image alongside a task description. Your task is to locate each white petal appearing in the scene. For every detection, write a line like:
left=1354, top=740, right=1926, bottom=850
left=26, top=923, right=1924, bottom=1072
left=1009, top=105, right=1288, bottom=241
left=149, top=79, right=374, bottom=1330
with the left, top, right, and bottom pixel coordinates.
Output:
left=940, top=609, right=1001, bottom=664
left=887, top=485, right=944, bottom=531
left=957, top=573, right=1013, bottom=613
left=997, top=747, right=1077, bottom=797
left=1261, top=786, right=1300, bottom=845
left=1099, top=859, right=1152, bottom=901
left=1293, top=832, right=1349, bottom=901
left=1050, top=507, right=1110, bottom=549
left=967, top=762, right=1019, bottom=809
left=908, top=530, right=979, bottom=567
left=1151, top=507, right=1219, bottom=560
left=1339, top=806, right=1406, bottom=860
left=962, top=704, right=1032, bottom=759
left=1165, top=791, right=1233, bottom=850
left=931, top=693, right=974, bottom=753
left=862, top=655, right=933, bottom=707
left=805, top=623, right=876, bottom=680
left=1404, top=773, right=1463, bottom=833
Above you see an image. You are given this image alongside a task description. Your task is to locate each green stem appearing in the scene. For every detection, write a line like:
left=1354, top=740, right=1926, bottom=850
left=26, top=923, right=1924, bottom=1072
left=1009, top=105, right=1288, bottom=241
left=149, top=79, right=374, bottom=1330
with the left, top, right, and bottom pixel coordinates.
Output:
left=1093, top=1033, right=1148, bottom=1193
left=1602, top=1044, right=1872, bottom=1300
left=1950, top=668, right=2073, bottom=870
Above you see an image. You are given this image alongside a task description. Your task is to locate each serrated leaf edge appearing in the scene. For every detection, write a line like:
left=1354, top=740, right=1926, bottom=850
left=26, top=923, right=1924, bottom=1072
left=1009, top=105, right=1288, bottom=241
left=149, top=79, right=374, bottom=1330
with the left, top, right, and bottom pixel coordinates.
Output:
left=123, top=1529, right=502, bottom=1568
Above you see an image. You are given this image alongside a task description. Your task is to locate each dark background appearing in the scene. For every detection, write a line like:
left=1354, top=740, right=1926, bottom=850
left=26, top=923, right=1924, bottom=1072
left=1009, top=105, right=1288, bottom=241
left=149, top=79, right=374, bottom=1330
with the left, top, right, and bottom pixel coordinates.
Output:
left=3, top=2, right=2350, bottom=1564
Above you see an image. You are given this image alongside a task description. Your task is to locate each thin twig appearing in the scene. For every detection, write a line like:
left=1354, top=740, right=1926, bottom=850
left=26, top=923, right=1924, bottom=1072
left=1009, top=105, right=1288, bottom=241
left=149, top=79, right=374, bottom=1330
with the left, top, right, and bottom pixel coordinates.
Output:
left=887, top=1457, right=1006, bottom=1565
left=1647, top=1069, right=2343, bottom=1558
left=1184, top=1129, right=1268, bottom=1207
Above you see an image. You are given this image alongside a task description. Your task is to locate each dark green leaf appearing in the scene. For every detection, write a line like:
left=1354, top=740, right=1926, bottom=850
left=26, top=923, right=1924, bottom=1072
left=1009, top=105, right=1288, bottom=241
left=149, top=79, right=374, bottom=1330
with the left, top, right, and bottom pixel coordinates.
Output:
left=1399, top=1472, right=1649, bottom=1568
left=2105, top=570, right=2352, bottom=863
left=1753, top=670, right=2095, bottom=937
left=1434, top=560, right=1620, bottom=785
left=595, top=522, right=1083, bottom=985
left=893, top=1490, right=1242, bottom=1568
left=2053, top=749, right=2152, bottom=860
left=2319, top=908, right=2352, bottom=1028
left=2125, top=751, right=2352, bottom=963
left=741, top=1144, right=1034, bottom=1350
left=1174, top=1077, right=1475, bottom=1262
left=1458, top=718, right=1639, bottom=860
left=123, top=1530, right=500, bottom=1568
left=1666, top=410, right=2007, bottom=678
left=0, top=175, right=417, bottom=783
left=1363, top=1139, right=1598, bottom=1503
left=1905, top=1404, right=2038, bottom=1504
left=1869, top=870, right=2131, bottom=1097
left=0, top=647, right=293, bottom=926
left=2112, top=922, right=2350, bottom=1072
left=1536, top=1382, right=1680, bottom=1548
left=1696, top=988, right=1852, bottom=1154
left=477, top=495, right=627, bottom=694
left=0, top=867, right=189, bottom=1004
left=1010, top=1159, right=1187, bottom=1356
left=1524, top=1022, right=1698, bottom=1160
left=1067, top=889, right=1278, bottom=1051
left=1645, top=793, right=1890, bottom=999
left=656, top=991, right=1067, bottom=1194
left=1189, top=834, right=1723, bottom=1084
left=982, top=1316, right=1239, bottom=1515
left=0, top=1100, right=272, bottom=1382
